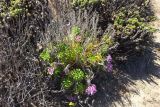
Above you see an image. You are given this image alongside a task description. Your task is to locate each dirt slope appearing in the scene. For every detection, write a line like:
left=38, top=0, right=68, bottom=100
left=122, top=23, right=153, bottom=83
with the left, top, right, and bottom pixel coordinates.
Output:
left=112, top=0, right=160, bottom=107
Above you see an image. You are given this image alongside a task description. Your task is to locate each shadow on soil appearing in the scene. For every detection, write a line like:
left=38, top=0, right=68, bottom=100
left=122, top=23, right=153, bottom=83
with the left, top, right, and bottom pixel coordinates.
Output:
left=92, top=41, right=160, bottom=107
left=91, top=3, right=160, bottom=107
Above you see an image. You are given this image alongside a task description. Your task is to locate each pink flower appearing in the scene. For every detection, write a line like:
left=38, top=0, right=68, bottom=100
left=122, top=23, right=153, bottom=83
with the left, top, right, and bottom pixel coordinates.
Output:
left=75, top=35, right=81, bottom=42
left=47, top=67, right=54, bottom=75
left=106, top=54, right=113, bottom=72
left=85, top=84, right=97, bottom=96
left=106, top=63, right=113, bottom=72
left=106, top=54, right=112, bottom=63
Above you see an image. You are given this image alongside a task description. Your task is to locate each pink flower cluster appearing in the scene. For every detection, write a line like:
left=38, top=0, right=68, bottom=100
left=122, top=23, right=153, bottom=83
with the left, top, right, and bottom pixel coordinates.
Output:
left=75, top=35, right=81, bottom=42
left=47, top=67, right=54, bottom=75
left=85, top=84, right=97, bottom=96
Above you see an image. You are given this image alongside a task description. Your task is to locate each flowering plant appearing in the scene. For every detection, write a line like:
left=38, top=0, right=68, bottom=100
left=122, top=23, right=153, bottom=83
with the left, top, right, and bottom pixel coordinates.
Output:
left=40, top=26, right=114, bottom=97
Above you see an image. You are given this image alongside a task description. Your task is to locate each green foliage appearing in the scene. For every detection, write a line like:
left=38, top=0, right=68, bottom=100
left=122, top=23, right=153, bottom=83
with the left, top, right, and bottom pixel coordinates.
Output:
left=40, top=26, right=113, bottom=95
left=0, top=0, right=26, bottom=18
left=68, top=26, right=81, bottom=41
left=100, top=34, right=114, bottom=54
left=40, top=26, right=113, bottom=67
left=57, top=43, right=83, bottom=65
left=62, top=78, right=73, bottom=89
left=69, top=69, right=85, bottom=81
left=54, top=67, right=63, bottom=76
left=40, top=49, right=51, bottom=62
left=114, top=7, right=156, bottom=35
left=74, top=82, right=85, bottom=94
left=62, top=69, right=86, bottom=94
left=71, top=26, right=81, bottom=36
left=87, top=53, right=102, bottom=65
left=71, top=0, right=102, bottom=7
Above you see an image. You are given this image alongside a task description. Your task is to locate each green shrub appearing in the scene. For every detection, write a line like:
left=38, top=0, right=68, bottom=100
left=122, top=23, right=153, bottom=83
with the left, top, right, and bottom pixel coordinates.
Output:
left=40, top=26, right=114, bottom=96
left=71, top=0, right=103, bottom=7
left=69, top=69, right=85, bottom=81
left=62, top=78, right=73, bottom=89
left=114, top=7, right=156, bottom=36
left=71, top=26, right=81, bottom=36
left=74, top=82, right=86, bottom=94
left=0, top=0, right=26, bottom=18
left=40, top=48, right=51, bottom=62
left=62, top=69, right=86, bottom=94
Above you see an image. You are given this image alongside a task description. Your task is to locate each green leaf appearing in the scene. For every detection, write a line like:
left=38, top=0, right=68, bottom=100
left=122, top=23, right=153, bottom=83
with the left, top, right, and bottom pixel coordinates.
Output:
left=74, top=82, right=86, bottom=94
left=62, top=78, right=73, bottom=89
left=54, top=67, right=63, bottom=76
left=40, top=49, right=51, bottom=61
left=71, top=26, right=80, bottom=36
left=69, top=69, right=85, bottom=81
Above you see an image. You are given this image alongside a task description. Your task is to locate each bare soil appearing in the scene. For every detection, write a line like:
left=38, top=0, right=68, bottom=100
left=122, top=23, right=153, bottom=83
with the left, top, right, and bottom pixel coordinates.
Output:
left=112, top=0, right=160, bottom=107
